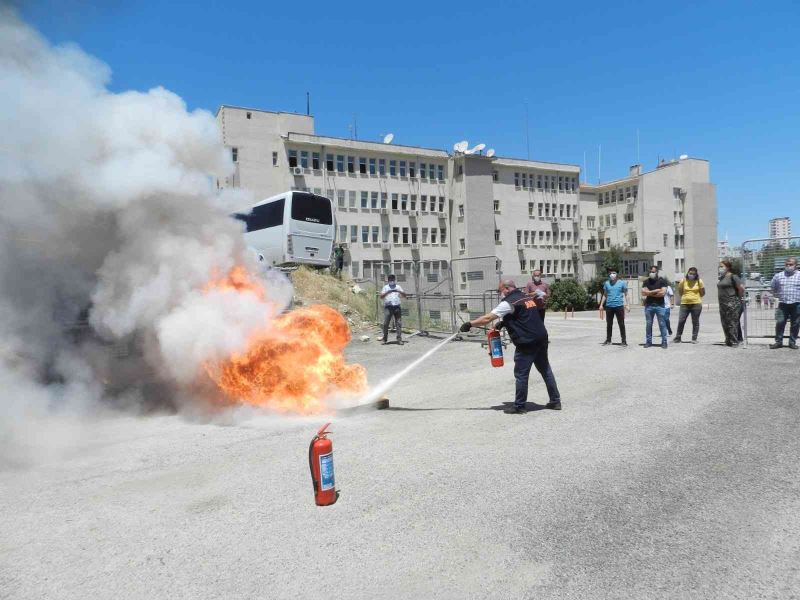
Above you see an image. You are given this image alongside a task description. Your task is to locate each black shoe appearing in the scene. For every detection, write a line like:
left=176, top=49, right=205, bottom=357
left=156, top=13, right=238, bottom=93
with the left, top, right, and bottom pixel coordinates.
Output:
left=769, top=343, right=783, bottom=349
left=691, top=339, right=698, bottom=344
left=643, top=343, right=652, bottom=348
left=545, top=402, right=562, bottom=410
left=661, top=343, right=668, bottom=349
left=789, top=343, right=798, bottom=350
left=673, top=336, right=682, bottom=343
left=602, top=340, right=611, bottom=346
left=379, top=338, right=387, bottom=343
left=504, top=406, right=526, bottom=414
left=621, top=341, right=628, bottom=347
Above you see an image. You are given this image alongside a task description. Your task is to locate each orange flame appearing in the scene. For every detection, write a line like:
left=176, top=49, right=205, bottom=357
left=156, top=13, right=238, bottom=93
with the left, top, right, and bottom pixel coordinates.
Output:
left=203, top=267, right=366, bottom=413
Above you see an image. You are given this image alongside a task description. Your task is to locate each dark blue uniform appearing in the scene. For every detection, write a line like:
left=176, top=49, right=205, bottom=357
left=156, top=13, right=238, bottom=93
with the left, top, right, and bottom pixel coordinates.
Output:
left=500, top=289, right=561, bottom=410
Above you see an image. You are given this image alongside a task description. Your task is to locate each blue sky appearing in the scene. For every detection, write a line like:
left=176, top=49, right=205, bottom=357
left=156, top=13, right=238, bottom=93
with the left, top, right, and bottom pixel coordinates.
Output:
left=20, top=0, right=799, bottom=245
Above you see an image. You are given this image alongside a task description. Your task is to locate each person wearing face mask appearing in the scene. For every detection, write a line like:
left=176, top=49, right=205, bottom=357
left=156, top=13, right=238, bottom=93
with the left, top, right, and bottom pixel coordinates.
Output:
left=716, top=260, right=745, bottom=347
left=673, top=267, right=705, bottom=343
left=641, top=265, right=670, bottom=348
left=460, top=279, right=561, bottom=414
left=599, top=268, right=629, bottom=346
left=525, top=269, right=551, bottom=322
left=769, top=256, right=800, bottom=349
left=379, top=274, right=408, bottom=345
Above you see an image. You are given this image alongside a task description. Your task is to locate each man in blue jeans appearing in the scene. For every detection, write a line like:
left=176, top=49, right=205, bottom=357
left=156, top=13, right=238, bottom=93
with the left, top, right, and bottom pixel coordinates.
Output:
left=641, top=265, right=669, bottom=349
left=460, top=279, right=561, bottom=414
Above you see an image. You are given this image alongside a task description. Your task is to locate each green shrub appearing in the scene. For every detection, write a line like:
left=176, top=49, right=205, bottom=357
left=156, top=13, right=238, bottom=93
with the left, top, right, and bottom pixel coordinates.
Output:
left=547, top=278, right=591, bottom=311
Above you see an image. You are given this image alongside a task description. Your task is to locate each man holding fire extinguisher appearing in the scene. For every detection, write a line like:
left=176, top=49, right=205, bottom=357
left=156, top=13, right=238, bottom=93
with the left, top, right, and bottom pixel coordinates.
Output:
left=460, top=279, right=562, bottom=414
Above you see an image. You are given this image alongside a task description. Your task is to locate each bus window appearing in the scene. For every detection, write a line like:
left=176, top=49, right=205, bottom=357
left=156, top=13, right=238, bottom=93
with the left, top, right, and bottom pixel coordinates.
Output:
left=240, top=199, right=285, bottom=232
left=291, top=193, right=333, bottom=225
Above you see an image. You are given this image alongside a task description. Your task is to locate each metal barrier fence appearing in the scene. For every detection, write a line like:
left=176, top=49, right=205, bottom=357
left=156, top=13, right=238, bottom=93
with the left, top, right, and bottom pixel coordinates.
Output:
left=740, top=236, right=799, bottom=343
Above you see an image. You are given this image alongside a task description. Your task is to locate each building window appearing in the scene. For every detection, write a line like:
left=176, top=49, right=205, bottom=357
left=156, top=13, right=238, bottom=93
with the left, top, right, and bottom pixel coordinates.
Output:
left=300, top=151, right=309, bottom=169
left=361, top=192, right=368, bottom=209
left=287, top=149, right=297, bottom=167
left=399, top=160, right=407, bottom=177
left=438, top=165, right=444, bottom=181
left=459, top=238, right=466, bottom=251
left=440, top=228, right=447, bottom=243
left=368, top=158, right=376, bottom=175
left=401, top=228, right=409, bottom=244
left=401, top=194, right=408, bottom=211
left=494, top=200, right=500, bottom=213
left=458, top=204, right=464, bottom=218
left=663, top=233, right=668, bottom=247
left=588, top=238, right=597, bottom=252
left=494, top=229, right=501, bottom=243
left=559, top=176, right=564, bottom=191
left=411, top=227, right=418, bottom=244
left=346, top=156, right=354, bottom=173
left=378, top=159, right=386, bottom=176
left=336, top=155, right=344, bottom=173
left=350, top=225, right=358, bottom=243
left=410, top=195, right=417, bottom=210
left=272, top=151, right=278, bottom=166
left=431, top=228, right=438, bottom=244
left=379, top=192, right=386, bottom=209
left=409, top=162, right=416, bottom=178
left=514, top=172, right=520, bottom=187
left=389, top=160, right=397, bottom=176
left=458, top=164, right=464, bottom=176
left=528, top=202, right=534, bottom=216
left=391, top=194, right=398, bottom=210
left=337, top=190, right=346, bottom=209
left=339, top=224, right=347, bottom=242
left=419, top=163, right=427, bottom=179
left=392, top=227, right=400, bottom=244
left=362, top=226, right=369, bottom=243
left=536, top=175, right=542, bottom=189
left=312, top=152, right=320, bottom=170
left=493, top=170, right=498, bottom=182
left=348, top=190, right=356, bottom=208
left=633, top=185, right=638, bottom=199
left=428, top=164, right=435, bottom=180
left=326, top=154, right=334, bottom=171
left=438, top=197, right=445, bottom=212
left=422, top=228, right=429, bottom=243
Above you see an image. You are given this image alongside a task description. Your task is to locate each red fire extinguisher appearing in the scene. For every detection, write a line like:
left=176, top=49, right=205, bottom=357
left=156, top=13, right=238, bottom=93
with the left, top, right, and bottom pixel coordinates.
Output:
left=308, top=422, right=338, bottom=506
left=487, top=328, right=504, bottom=367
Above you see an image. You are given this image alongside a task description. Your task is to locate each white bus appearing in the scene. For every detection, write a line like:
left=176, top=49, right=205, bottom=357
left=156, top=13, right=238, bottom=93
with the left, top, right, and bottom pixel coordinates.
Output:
left=233, top=191, right=335, bottom=268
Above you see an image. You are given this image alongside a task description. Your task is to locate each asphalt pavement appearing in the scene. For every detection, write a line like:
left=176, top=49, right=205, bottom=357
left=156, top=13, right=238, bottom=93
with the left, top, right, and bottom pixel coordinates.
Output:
left=1, top=310, right=798, bottom=599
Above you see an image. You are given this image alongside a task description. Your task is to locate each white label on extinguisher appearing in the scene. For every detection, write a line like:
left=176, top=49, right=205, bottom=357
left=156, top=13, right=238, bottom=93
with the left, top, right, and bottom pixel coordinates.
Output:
left=319, top=452, right=335, bottom=491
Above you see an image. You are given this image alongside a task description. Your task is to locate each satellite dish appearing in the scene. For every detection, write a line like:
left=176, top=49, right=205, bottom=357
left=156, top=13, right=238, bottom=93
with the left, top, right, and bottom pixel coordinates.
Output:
left=454, top=140, right=469, bottom=153
left=679, top=154, right=688, bottom=160
left=486, top=149, right=495, bottom=157
left=468, top=143, right=485, bottom=154
left=383, top=133, right=394, bottom=144
left=463, top=148, right=475, bottom=155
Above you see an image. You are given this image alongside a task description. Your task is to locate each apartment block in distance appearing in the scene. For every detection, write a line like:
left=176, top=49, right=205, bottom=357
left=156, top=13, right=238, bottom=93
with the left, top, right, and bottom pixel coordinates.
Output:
left=769, top=217, right=791, bottom=248
left=578, top=158, right=718, bottom=283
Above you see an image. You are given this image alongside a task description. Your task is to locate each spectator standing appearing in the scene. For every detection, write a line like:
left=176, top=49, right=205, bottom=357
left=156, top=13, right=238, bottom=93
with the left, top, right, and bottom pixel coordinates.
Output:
left=525, top=270, right=550, bottom=322
left=769, top=256, right=799, bottom=349
left=717, top=260, right=744, bottom=347
left=333, top=244, right=345, bottom=277
left=379, top=274, right=407, bottom=345
left=641, top=266, right=669, bottom=348
left=673, top=267, right=705, bottom=343
left=599, top=269, right=629, bottom=346
left=663, top=283, right=674, bottom=336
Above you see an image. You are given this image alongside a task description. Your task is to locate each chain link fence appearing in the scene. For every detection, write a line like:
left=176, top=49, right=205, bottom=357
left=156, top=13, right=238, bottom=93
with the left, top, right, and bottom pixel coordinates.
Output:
left=740, top=236, right=800, bottom=343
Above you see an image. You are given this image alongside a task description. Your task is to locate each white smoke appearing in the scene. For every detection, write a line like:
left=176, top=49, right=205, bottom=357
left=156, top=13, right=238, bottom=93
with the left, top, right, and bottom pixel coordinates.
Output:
left=0, top=11, right=289, bottom=465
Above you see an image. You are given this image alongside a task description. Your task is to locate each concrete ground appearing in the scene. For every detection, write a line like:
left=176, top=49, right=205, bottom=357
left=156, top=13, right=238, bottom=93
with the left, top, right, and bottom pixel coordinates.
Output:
left=2, top=308, right=799, bottom=599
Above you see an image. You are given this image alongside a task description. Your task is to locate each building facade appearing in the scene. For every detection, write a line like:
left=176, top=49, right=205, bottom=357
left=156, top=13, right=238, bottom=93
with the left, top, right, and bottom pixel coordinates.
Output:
left=578, top=159, right=718, bottom=283
left=216, top=105, right=717, bottom=293
left=769, top=217, right=791, bottom=248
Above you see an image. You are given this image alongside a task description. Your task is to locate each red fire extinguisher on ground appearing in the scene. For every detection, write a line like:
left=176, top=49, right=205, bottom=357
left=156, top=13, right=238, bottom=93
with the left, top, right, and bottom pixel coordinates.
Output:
left=487, top=328, right=504, bottom=367
left=308, top=422, right=338, bottom=506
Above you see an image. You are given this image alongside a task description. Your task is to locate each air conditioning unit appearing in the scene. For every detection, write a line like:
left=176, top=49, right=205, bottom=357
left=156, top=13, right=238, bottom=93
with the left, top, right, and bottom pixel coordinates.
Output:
left=291, top=166, right=303, bottom=176
left=380, top=242, right=391, bottom=250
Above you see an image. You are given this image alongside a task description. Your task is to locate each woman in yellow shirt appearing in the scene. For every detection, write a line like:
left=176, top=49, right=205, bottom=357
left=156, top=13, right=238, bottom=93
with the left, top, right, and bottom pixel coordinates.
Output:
left=673, top=266, right=706, bottom=343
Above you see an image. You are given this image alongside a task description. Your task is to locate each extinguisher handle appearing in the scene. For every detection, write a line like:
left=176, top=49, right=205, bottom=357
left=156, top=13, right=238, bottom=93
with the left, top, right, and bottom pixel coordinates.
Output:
left=316, top=422, right=332, bottom=437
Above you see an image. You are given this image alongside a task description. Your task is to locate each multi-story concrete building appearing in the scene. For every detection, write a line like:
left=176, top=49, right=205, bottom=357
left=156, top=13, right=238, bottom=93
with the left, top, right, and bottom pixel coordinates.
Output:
left=768, top=217, right=791, bottom=248
left=578, top=158, right=718, bottom=283
left=215, top=105, right=717, bottom=296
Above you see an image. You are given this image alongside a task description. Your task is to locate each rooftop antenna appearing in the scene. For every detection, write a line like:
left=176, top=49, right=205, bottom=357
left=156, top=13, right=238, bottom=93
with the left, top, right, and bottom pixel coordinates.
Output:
left=524, top=100, right=530, bottom=160
left=486, top=148, right=495, bottom=157
left=636, top=128, right=640, bottom=164
left=583, top=150, right=587, bottom=184
left=382, top=133, right=394, bottom=144
left=306, top=92, right=310, bottom=116
left=598, top=144, right=602, bottom=184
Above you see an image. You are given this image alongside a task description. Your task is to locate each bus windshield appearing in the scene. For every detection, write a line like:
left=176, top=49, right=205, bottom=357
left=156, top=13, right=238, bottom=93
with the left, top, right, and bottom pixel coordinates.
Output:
left=290, top=192, right=333, bottom=225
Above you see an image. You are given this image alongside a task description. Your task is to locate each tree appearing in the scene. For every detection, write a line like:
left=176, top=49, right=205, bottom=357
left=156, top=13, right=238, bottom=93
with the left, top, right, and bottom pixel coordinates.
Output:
left=600, top=245, right=624, bottom=275
left=547, top=279, right=590, bottom=311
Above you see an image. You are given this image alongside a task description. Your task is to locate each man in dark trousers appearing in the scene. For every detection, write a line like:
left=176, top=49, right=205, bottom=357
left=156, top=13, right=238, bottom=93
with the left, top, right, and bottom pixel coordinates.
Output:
left=379, top=274, right=407, bottom=344
left=333, top=244, right=345, bottom=277
left=460, top=279, right=561, bottom=414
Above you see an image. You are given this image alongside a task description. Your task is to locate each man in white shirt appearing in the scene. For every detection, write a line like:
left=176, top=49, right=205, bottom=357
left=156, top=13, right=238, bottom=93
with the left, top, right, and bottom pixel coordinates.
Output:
left=379, top=274, right=407, bottom=345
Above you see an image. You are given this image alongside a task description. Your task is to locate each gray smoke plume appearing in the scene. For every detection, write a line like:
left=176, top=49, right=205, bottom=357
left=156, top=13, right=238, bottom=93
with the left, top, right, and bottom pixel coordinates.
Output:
left=0, top=11, right=290, bottom=465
